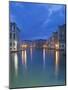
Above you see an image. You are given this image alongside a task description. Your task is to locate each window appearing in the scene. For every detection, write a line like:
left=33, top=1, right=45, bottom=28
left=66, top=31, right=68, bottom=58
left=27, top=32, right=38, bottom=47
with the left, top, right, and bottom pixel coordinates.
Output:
left=62, top=44, right=64, bottom=47
left=10, top=33, right=12, bottom=39
left=12, top=25, right=14, bottom=31
left=10, top=42, right=12, bottom=47
left=13, top=33, right=15, bottom=40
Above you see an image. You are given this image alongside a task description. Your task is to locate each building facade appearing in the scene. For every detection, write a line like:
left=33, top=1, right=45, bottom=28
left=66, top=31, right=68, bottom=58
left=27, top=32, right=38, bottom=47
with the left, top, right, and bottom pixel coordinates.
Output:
left=47, top=24, right=66, bottom=50
left=58, top=24, right=66, bottom=49
left=10, top=22, right=20, bottom=51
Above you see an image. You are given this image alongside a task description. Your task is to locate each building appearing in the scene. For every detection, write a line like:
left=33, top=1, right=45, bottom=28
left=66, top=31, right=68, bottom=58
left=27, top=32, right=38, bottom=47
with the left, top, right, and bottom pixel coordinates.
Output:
left=35, top=39, right=47, bottom=48
left=48, top=31, right=59, bottom=49
left=58, top=24, right=66, bottom=49
left=53, top=31, right=59, bottom=49
left=52, top=31, right=59, bottom=43
left=52, top=24, right=66, bottom=50
left=48, top=36, right=54, bottom=49
left=10, top=22, right=20, bottom=51
left=48, top=24, right=66, bottom=50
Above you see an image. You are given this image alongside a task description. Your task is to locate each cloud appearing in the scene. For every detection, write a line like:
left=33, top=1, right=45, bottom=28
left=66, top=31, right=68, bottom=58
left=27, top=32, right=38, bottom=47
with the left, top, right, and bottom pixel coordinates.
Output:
left=43, top=5, right=64, bottom=26
left=10, top=2, right=65, bottom=40
left=48, top=5, right=63, bottom=16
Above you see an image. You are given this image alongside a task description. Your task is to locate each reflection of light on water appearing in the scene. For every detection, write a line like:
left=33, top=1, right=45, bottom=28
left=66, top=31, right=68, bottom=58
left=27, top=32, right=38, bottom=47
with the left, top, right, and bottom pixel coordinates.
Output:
left=43, top=48, right=46, bottom=68
left=55, top=50, right=59, bottom=77
left=22, top=50, right=27, bottom=68
left=14, top=53, right=18, bottom=76
left=30, top=47, right=32, bottom=61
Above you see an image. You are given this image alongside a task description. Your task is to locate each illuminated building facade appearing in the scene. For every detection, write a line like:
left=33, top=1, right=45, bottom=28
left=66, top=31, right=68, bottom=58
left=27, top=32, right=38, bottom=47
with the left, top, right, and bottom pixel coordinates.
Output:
left=47, top=24, right=66, bottom=50
left=58, top=24, right=66, bottom=49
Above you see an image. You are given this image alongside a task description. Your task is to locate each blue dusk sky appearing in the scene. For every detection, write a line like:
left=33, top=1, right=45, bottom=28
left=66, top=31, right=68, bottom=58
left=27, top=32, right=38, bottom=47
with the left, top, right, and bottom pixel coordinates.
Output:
left=9, top=2, right=66, bottom=40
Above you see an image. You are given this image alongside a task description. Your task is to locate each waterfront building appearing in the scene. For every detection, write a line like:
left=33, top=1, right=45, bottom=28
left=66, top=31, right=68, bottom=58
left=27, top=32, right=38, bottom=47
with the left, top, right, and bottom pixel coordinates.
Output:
left=48, top=36, right=54, bottom=49
left=48, top=24, right=66, bottom=50
left=48, top=31, right=59, bottom=49
left=35, top=39, right=47, bottom=48
left=52, top=31, right=59, bottom=49
left=10, top=22, right=20, bottom=51
left=58, top=24, right=66, bottom=49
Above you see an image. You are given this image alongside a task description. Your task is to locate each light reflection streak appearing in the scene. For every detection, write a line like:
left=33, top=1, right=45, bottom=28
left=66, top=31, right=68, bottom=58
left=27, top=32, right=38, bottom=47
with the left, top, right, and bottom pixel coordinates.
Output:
left=30, top=47, right=33, bottom=61
left=55, top=50, right=59, bottom=77
left=14, top=53, right=18, bottom=76
left=43, top=48, right=46, bottom=68
left=22, top=50, right=27, bottom=68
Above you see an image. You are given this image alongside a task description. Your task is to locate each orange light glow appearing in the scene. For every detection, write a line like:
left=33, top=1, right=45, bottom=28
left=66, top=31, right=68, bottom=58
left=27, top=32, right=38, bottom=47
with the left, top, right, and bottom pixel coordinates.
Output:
left=43, top=44, right=47, bottom=48
left=21, top=44, right=27, bottom=48
left=55, top=51, right=59, bottom=65
left=55, top=42, right=59, bottom=49
left=55, top=50, right=59, bottom=76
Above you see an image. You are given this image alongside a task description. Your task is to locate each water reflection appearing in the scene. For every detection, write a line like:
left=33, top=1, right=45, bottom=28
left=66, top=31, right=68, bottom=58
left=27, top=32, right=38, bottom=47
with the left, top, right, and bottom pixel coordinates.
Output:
left=55, top=50, right=59, bottom=77
left=22, top=50, right=27, bottom=68
left=30, top=47, right=33, bottom=61
left=14, top=53, right=18, bottom=76
left=10, top=48, right=65, bottom=87
left=43, top=48, right=46, bottom=68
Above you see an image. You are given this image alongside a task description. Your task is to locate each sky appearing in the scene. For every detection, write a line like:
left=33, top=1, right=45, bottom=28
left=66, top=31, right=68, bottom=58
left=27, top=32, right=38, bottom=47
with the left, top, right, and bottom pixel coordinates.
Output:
left=9, top=1, right=66, bottom=40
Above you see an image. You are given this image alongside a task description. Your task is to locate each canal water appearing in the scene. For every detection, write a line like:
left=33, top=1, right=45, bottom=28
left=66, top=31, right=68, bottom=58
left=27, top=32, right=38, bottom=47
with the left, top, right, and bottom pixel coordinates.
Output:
left=9, top=47, right=66, bottom=88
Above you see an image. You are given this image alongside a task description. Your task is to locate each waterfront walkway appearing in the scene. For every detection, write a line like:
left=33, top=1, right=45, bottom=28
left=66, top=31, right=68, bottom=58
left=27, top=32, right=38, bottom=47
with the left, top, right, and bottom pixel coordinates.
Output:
left=10, top=47, right=65, bottom=53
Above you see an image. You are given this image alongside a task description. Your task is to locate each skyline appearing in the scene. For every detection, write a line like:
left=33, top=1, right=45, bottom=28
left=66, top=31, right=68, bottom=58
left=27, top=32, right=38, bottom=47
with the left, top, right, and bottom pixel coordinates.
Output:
left=9, top=1, right=66, bottom=40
